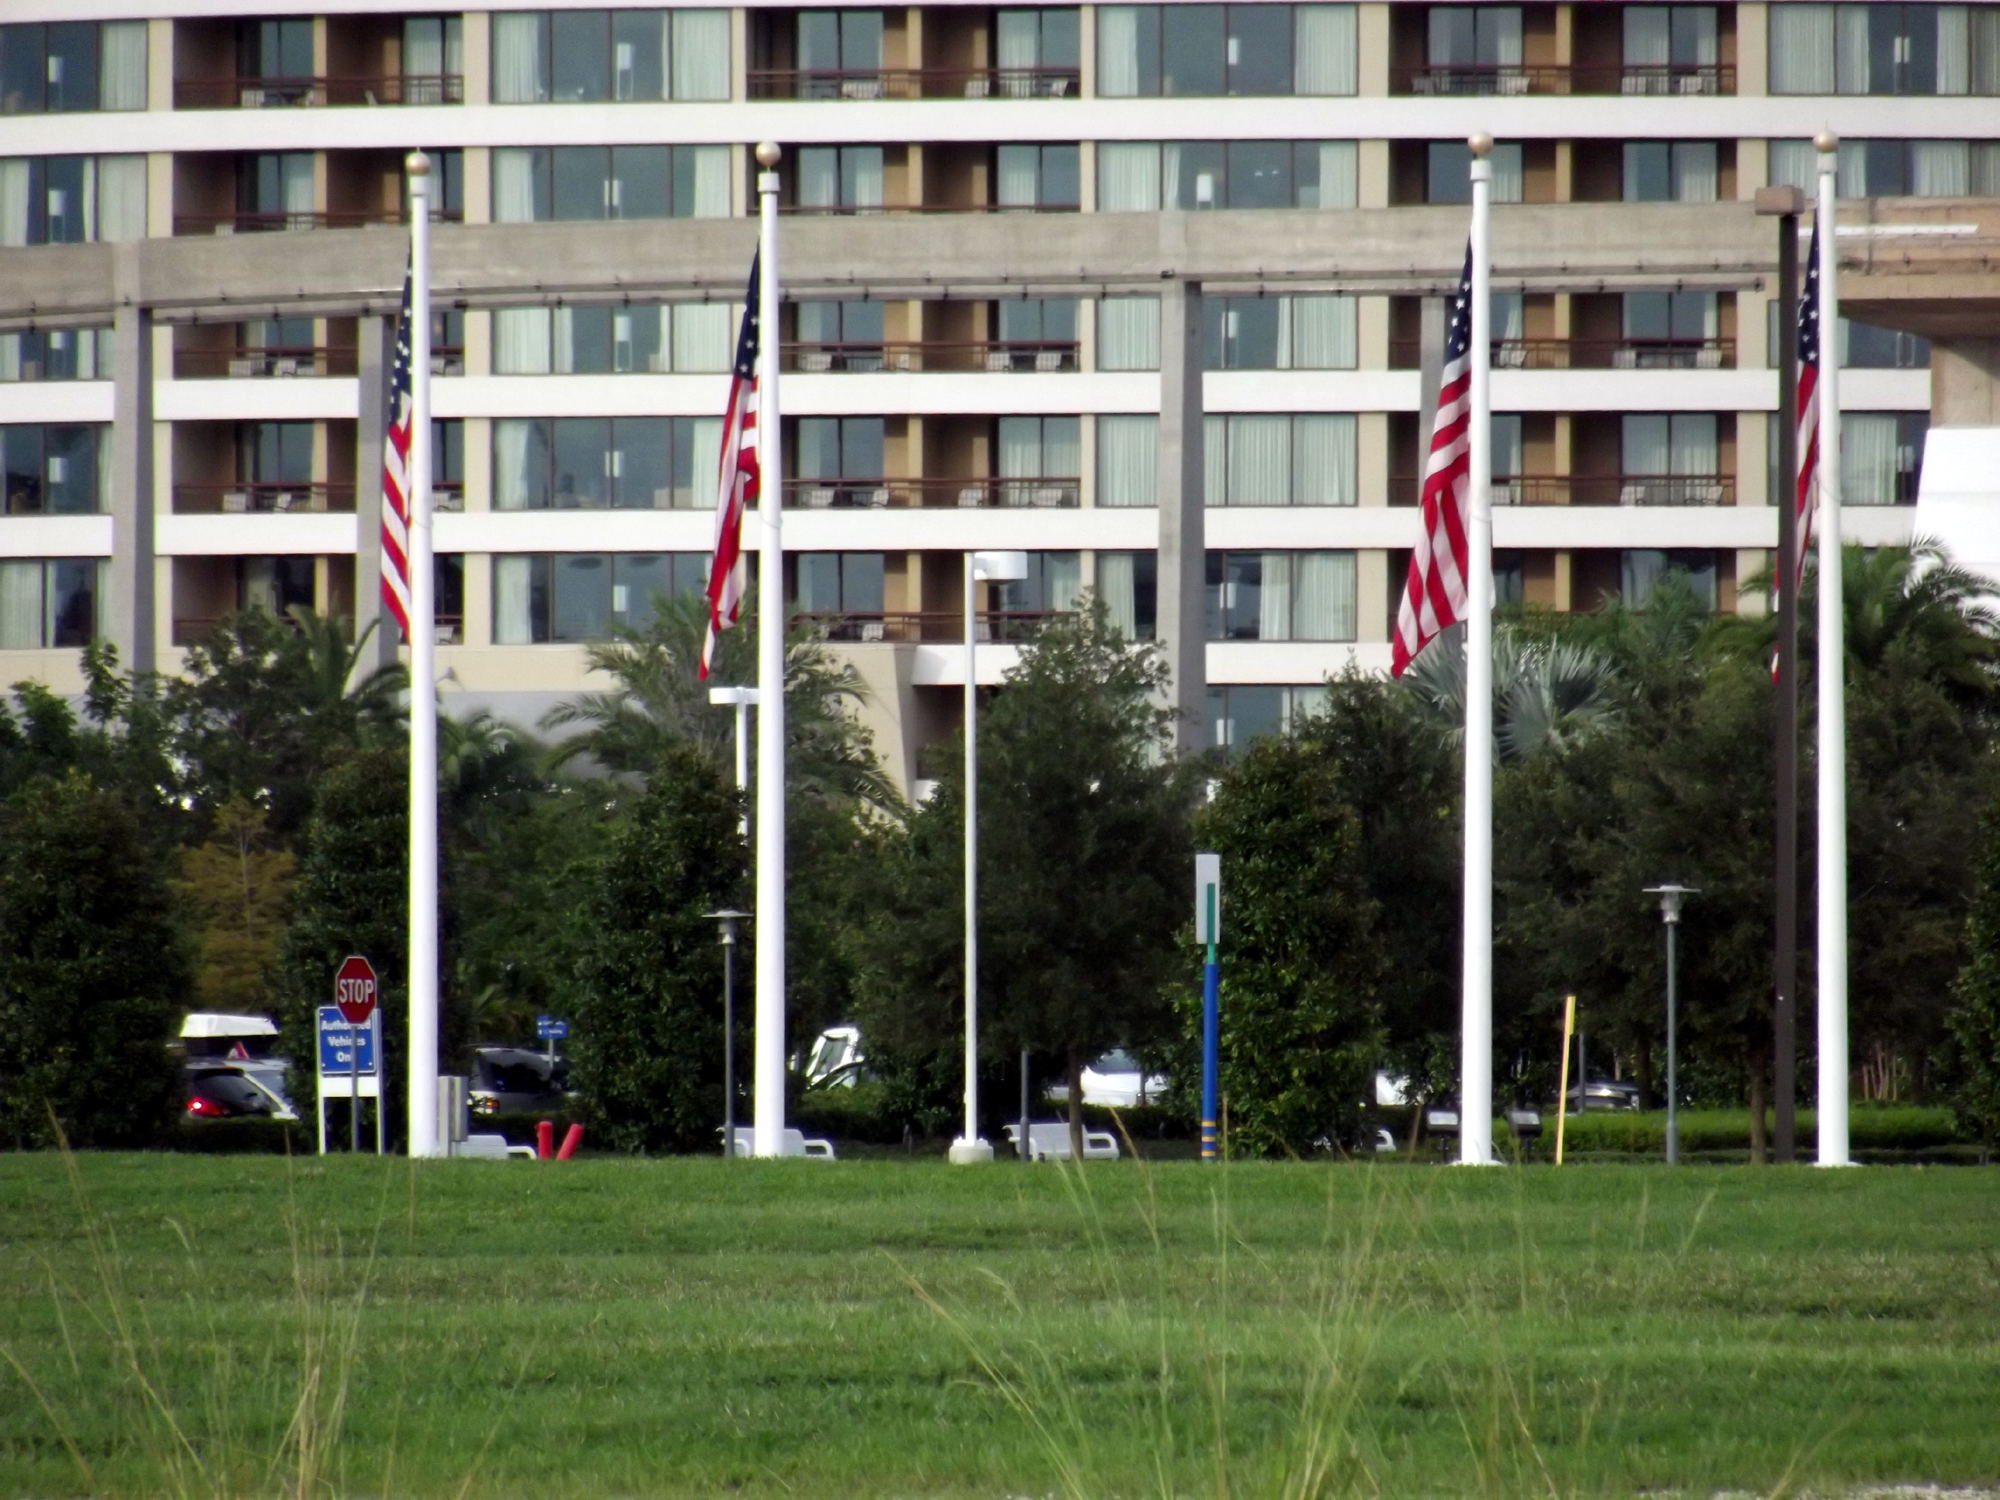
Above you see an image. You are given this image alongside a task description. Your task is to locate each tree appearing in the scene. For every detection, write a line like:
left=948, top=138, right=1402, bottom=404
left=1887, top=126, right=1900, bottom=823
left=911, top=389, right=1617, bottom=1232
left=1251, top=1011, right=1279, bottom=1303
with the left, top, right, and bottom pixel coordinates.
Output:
left=175, top=799, right=296, bottom=1014
left=0, top=772, right=190, bottom=1148
left=566, top=742, right=745, bottom=1152
left=1169, top=733, right=1382, bottom=1155
left=1403, top=624, right=1621, bottom=763
left=1945, top=802, right=2000, bottom=1147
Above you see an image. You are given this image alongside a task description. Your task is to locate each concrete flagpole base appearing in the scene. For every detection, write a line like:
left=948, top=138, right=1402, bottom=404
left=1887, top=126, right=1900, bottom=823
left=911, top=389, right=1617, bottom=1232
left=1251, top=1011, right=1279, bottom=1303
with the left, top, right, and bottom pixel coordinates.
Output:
left=948, top=1137, right=995, bottom=1164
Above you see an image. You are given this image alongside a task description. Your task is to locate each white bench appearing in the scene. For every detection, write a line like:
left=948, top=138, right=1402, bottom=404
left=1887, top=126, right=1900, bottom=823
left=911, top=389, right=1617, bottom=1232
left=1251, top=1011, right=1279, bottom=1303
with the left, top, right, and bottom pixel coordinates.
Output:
left=728, top=1127, right=836, bottom=1159
left=1004, top=1121, right=1120, bottom=1162
left=452, top=1133, right=537, bottom=1160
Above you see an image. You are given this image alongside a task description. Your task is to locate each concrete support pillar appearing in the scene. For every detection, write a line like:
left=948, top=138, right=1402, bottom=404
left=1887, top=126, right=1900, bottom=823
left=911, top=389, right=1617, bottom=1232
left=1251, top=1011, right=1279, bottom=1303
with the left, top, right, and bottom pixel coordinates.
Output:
left=1418, top=295, right=1447, bottom=435
left=1932, top=338, right=2000, bottom=425
left=109, top=299, right=155, bottom=675
left=354, top=314, right=397, bottom=669
left=1155, top=278, right=1205, bottom=755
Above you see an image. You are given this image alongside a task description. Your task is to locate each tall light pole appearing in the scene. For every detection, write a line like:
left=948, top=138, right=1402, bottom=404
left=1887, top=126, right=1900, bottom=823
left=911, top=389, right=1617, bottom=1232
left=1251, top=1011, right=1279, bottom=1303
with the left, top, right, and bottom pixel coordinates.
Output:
left=951, top=549, right=1028, bottom=1166
left=708, top=685, right=761, bottom=838
left=751, top=141, right=787, bottom=1160
left=1645, top=884, right=1697, bottom=1165
left=705, top=909, right=749, bottom=1156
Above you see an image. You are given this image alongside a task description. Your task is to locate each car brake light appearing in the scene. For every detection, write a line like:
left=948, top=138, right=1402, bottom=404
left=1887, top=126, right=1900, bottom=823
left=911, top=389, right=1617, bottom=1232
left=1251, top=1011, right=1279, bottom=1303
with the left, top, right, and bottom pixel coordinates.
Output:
left=186, top=1096, right=223, bottom=1116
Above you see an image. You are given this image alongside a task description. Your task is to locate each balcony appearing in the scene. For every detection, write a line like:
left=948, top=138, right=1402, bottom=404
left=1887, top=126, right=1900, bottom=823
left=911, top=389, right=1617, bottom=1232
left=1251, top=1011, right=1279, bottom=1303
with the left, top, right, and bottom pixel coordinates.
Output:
left=172, top=209, right=465, bottom=235
left=782, top=476, right=1079, bottom=509
left=1391, top=63, right=1733, bottom=96
left=1391, top=337, right=1736, bottom=372
left=748, top=66, right=1079, bottom=100
left=1394, top=474, right=1735, bottom=506
left=793, top=609, right=1060, bottom=644
left=174, top=74, right=464, bottom=108
left=782, top=340, right=1079, bottom=373
left=174, top=483, right=357, bottom=514
left=174, top=345, right=360, bottom=379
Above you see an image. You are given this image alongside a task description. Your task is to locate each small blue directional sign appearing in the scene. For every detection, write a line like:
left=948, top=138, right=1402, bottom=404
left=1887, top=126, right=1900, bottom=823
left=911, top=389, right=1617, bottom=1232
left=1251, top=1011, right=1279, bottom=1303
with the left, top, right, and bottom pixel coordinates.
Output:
left=317, top=1006, right=377, bottom=1075
left=536, top=1015, right=569, bottom=1041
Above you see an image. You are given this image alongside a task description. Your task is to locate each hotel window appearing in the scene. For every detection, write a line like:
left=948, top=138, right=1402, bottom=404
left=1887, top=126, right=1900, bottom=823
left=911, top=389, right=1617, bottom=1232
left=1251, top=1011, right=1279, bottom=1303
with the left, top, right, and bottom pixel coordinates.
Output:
left=794, top=301, right=885, bottom=368
left=1204, top=295, right=1357, bottom=369
left=795, top=10, right=885, bottom=95
left=1843, top=412, right=1928, bottom=504
left=0, top=327, right=113, bottom=382
left=1426, top=140, right=1523, bottom=202
left=1097, top=5, right=1357, bottom=96
left=1097, top=415, right=1159, bottom=506
left=3, top=425, right=109, bottom=514
left=995, top=553, right=1084, bottom=614
left=0, top=559, right=103, bottom=649
left=1098, top=297, right=1161, bottom=370
left=491, top=10, right=730, bottom=101
left=1206, top=683, right=1328, bottom=752
left=1203, top=415, right=1357, bottom=506
left=1096, top=140, right=1357, bottom=210
left=494, top=418, right=719, bottom=510
left=1425, top=6, right=1523, bottom=87
left=0, top=156, right=145, bottom=245
left=1621, top=414, right=1723, bottom=504
left=1770, top=3, right=2000, bottom=94
left=795, top=146, right=886, bottom=211
left=1625, top=292, right=1720, bottom=366
left=790, top=553, right=886, bottom=615
left=493, top=303, right=734, bottom=373
left=240, top=421, right=313, bottom=489
left=403, top=18, right=464, bottom=102
left=238, top=152, right=314, bottom=228
left=1205, top=551, right=1357, bottom=640
left=1620, top=550, right=1718, bottom=609
left=794, top=418, right=886, bottom=503
left=1843, top=320, right=1931, bottom=369
left=0, top=21, right=146, bottom=113
left=996, top=144, right=1081, bottom=209
left=492, top=145, right=730, bottom=222
left=996, top=298, right=1079, bottom=354
left=1770, top=137, right=2000, bottom=196
left=1622, top=141, right=1719, bottom=201
left=996, top=9, right=1082, bottom=94
left=1622, top=6, right=1720, bottom=92
left=493, top=553, right=706, bottom=643
left=997, top=417, right=1082, bottom=503
left=1096, top=551, right=1157, bottom=639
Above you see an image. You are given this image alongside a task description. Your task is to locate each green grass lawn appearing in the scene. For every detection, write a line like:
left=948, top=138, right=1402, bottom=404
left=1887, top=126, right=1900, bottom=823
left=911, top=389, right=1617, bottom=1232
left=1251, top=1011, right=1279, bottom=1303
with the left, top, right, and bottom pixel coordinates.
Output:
left=1, top=1156, right=1996, bottom=1498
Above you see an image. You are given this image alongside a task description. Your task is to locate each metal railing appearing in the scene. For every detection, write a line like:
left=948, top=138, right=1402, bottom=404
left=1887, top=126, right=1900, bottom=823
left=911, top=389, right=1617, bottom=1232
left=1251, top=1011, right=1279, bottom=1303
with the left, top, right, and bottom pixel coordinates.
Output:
left=1392, top=62, right=1732, bottom=96
left=174, top=345, right=360, bottom=379
left=792, top=609, right=1062, bottom=644
left=174, top=483, right=357, bottom=514
left=777, top=201, right=1079, bottom=216
left=748, top=66, right=1079, bottom=100
left=782, top=476, right=1080, bottom=509
left=783, top=340, right=1079, bottom=373
left=1390, top=337, right=1736, bottom=371
left=173, top=612, right=362, bottom=646
left=1394, top=473, right=1734, bottom=507
left=173, top=208, right=463, bottom=235
left=174, top=74, right=465, bottom=108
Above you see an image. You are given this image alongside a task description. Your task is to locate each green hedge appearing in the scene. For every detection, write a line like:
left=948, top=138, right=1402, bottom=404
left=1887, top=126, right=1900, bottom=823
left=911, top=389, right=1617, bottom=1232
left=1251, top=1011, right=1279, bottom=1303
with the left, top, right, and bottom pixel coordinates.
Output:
left=1546, top=1107, right=1962, bottom=1155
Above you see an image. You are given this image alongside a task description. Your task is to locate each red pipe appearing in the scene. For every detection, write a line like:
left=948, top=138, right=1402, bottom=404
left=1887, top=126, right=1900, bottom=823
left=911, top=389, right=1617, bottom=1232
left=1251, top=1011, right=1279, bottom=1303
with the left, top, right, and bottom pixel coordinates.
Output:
left=556, top=1124, right=584, bottom=1161
left=535, top=1119, right=554, bottom=1160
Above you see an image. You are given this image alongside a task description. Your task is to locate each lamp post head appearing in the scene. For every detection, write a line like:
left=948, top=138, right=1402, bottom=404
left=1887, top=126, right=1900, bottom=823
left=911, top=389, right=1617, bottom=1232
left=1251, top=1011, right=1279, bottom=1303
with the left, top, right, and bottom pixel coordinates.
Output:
left=970, top=550, right=1030, bottom=583
left=1814, top=129, right=1839, bottom=155
left=755, top=141, right=782, bottom=169
left=1643, top=884, right=1698, bottom=924
left=405, top=149, right=431, bottom=178
left=703, top=908, right=751, bottom=944
left=1468, top=130, right=1493, bottom=158
left=707, top=685, right=762, bottom=707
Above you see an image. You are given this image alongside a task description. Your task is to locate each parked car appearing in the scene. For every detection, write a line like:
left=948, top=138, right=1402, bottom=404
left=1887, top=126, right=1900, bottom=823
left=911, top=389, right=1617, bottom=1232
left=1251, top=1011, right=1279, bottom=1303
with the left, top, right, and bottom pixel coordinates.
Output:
left=470, top=1047, right=570, bottom=1115
left=1557, top=1077, right=1643, bottom=1112
left=178, top=1013, right=295, bottom=1115
left=185, top=1066, right=297, bottom=1121
left=803, top=1025, right=865, bottom=1089
left=1046, top=1050, right=1169, bottom=1108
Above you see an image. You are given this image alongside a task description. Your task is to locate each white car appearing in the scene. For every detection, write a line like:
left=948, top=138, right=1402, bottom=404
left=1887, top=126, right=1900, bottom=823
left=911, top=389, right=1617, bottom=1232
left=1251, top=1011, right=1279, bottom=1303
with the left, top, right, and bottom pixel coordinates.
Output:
left=1047, top=1050, right=1168, bottom=1108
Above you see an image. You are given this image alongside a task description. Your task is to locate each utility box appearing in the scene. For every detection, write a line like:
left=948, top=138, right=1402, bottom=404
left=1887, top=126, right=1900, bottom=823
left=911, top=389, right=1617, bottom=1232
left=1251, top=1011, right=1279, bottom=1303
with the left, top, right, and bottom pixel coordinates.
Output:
left=437, top=1075, right=469, bottom=1152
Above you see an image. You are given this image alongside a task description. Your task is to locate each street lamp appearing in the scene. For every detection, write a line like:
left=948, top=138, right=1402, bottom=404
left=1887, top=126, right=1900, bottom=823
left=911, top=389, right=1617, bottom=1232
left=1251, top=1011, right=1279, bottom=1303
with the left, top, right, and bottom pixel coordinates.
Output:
left=707, top=686, right=762, bottom=839
left=951, top=549, right=1028, bottom=1167
left=704, top=909, right=750, bottom=1157
left=1643, top=884, right=1698, bottom=1165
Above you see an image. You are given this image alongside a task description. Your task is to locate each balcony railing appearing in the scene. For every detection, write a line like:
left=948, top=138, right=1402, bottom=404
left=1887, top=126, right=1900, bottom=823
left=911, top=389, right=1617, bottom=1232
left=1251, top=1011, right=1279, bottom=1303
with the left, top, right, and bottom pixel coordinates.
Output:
left=1391, top=337, right=1736, bottom=371
left=783, top=340, right=1080, bottom=373
left=173, top=613, right=362, bottom=647
left=793, top=609, right=1061, bottom=644
left=174, top=345, right=360, bottom=379
left=173, top=209, right=463, bottom=235
left=748, top=66, right=1079, bottom=100
left=1392, top=62, right=1732, bottom=96
left=174, top=74, right=465, bottom=108
left=782, top=476, right=1080, bottom=509
left=174, top=483, right=357, bottom=514
left=1394, top=473, right=1735, bottom=507
left=777, top=201, right=1079, bottom=216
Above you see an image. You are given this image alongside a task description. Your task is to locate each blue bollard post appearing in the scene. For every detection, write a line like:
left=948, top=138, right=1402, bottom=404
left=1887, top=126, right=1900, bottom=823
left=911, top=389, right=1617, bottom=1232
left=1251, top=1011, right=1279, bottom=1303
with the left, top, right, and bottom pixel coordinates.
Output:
left=1201, top=884, right=1219, bottom=1161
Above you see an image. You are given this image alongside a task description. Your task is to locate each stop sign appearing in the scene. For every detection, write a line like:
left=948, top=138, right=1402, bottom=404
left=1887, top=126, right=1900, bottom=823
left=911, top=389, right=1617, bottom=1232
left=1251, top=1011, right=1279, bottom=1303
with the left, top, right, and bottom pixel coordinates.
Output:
left=335, top=955, right=378, bottom=1026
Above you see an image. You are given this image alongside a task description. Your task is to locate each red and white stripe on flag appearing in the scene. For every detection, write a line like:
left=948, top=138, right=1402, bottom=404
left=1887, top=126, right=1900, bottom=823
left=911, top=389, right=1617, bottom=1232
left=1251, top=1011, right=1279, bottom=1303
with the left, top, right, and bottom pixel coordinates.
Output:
left=1392, top=244, right=1476, bottom=679
left=1794, top=223, right=1823, bottom=597
left=380, top=265, right=415, bottom=640
left=700, top=253, right=762, bottom=680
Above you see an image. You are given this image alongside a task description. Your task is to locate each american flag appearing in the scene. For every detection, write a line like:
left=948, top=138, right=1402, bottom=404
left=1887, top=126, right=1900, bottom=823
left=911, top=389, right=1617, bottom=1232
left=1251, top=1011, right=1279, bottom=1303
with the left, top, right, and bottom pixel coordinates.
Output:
left=1793, top=224, right=1822, bottom=597
left=1392, top=244, right=1476, bottom=678
left=700, top=254, right=761, bottom=680
left=379, top=265, right=415, bottom=640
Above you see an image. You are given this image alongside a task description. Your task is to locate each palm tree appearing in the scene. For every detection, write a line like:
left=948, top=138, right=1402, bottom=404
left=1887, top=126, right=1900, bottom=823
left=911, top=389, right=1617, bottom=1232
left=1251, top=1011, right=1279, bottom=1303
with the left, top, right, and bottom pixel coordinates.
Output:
left=1403, top=624, right=1621, bottom=763
left=284, top=607, right=406, bottom=730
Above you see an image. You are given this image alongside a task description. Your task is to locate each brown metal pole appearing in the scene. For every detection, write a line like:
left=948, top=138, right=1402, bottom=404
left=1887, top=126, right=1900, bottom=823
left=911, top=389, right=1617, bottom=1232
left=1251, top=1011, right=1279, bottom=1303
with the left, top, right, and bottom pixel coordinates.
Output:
left=1774, top=211, right=1800, bottom=1164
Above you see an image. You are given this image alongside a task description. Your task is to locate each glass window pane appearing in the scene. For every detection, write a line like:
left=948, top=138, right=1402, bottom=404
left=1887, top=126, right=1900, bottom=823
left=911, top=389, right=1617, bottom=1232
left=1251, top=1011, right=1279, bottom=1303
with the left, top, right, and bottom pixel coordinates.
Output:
left=552, top=418, right=610, bottom=507
left=552, top=554, right=612, bottom=640
left=1162, top=4, right=1225, bottom=94
left=2, top=26, right=48, bottom=114
left=1098, top=296, right=1160, bottom=369
left=612, top=417, right=671, bottom=508
left=1428, top=141, right=1472, bottom=203
left=1623, top=141, right=1671, bottom=201
left=43, top=156, right=87, bottom=244
left=492, top=13, right=550, bottom=102
left=797, top=418, right=842, bottom=478
left=840, top=417, right=884, bottom=476
left=1226, top=140, right=1291, bottom=208
left=0, top=559, right=42, bottom=646
left=798, top=12, right=841, bottom=71
left=45, top=558, right=96, bottom=646
left=1097, top=141, right=1162, bottom=211
left=1041, top=143, right=1080, bottom=206
left=795, top=553, right=841, bottom=612
left=493, top=418, right=551, bottom=509
left=841, top=552, right=885, bottom=613
left=1227, top=298, right=1283, bottom=368
left=551, top=146, right=608, bottom=220
left=4, top=426, right=42, bottom=512
left=610, top=144, right=670, bottom=219
left=551, top=10, right=611, bottom=101
left=1227, top=415, right=1290, bottom=504
left=613, top=552, right=670, bottom=626
left=1097, top=5, right=1160, bottom=95
left=492, top=148, right=549, bottom=222
left=44, top=425, right=98, bottom=512
left=1167, top=140, right=1226, bottom=209
left=557, top=305, right=614, bottom=374
left=1043, top=8, right=1081, bottom=68
left=613, top=304, right=664, bottom=373
left=1097, top=415, right=1158, bottom=505
left=1229, top=4, right=1293, bottom=94
left=670, top=11, right=730, bottom=99
left=842, top=10, right=885, bottom=71
left=46, top=23, right=98, bottom=112
left=611, top=10, right=666, bottom=100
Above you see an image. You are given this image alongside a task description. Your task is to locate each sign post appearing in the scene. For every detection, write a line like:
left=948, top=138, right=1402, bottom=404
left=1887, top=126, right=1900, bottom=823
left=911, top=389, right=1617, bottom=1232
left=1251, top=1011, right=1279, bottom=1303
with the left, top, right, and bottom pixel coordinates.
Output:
left=332, top=955, right=379, bottom=1155
left=1195, top=853, right=1221, bottom=1162
left=537, top=1014, right=568, bottom=1065
left=315, top=1006, right=379, bottom=1154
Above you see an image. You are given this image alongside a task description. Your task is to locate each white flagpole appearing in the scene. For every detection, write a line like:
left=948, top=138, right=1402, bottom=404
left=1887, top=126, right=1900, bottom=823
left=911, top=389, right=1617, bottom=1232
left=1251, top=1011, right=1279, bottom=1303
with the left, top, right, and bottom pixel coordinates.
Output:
left=1460, top=132, right=1496, bottom=1167
left=1813, top=132, right=1850, bottom=1168
left=752, top=143, right=788, bottom=1160
left=405, top=151, right=441, bottom=1159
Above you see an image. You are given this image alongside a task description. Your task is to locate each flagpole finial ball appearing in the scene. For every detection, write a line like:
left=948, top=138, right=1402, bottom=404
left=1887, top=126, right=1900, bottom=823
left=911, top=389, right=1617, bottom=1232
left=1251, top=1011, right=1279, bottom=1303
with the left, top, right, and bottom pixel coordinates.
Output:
left=405, top=150, right=431, bottom=177
left=755, top=142, right=782, bottom=169
left=1468, top=131, right=1493, bottom=158
left=1814, top=129, right=1838, bottom=154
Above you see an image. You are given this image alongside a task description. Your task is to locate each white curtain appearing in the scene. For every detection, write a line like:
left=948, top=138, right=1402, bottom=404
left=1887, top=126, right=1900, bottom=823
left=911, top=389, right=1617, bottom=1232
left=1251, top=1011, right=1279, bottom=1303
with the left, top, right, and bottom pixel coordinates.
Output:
left=493, top=555, right=532, bottom=643
left=1937, top=6, right=1971, bottom=93
left=1098, top=7, right=1141, bottom=96
left=1295, top=6, right=1358, bottom=95
left=998, top=416, right=1043, bottom=478
left=997, top=146, right=1040, bottom=207
left=1673, top=142, right=1719, bottom=201
left=1228, top=416, right=1290, bottom=506
left=0, top=562, right=41, bottom=649
left=0, top=333, right=19, bottom=381
left=1769, top=140, right=1815, bottom=191
left=1843, top=414, right=1899, bottom=504
left=1836, top=4, right=1871, bottom=92
left=1162, top=142, right=1184, bottom=207
left=1097, top=415, right=1157, bottom=506
left=1625, top=8, right=1670, bottom=67
left=1204, top=414, right=1226, bottom=504
left=1911, top=140, right=1970, bottom=196
left=672, top=12, right=730, bottom=100
left=798, top=148, right=840, bottom=209
left=493, top=149, right=539, bottom=222
left=686, top=418, right=724, bottom=505
left=493, top=14, right=546, bottom=102
left=94, top=156, right=145, bottom=243
left=1769, top=5, right=1834, bottom=93
left=1669, top=414, right=1717, bottom=474
left=495, top=309, right=551, bottom=374
left=846, top=147, right=884, bottom=210
left=1490, top=143, right=1524, bottom=203
left=1312, top=142, right=1359, bottom=208
left=1098, top=297, right=1160, bottom=370
left=1259, top=553, right=1292, bottom=639
left=406, top=19, right=444, bottom=74
left=1043, top=416, right=1081, bottom=479
left=1490, top=414, right=1523, bottom=477
left=1623, top=414, right=1670, bottom=475
left=99, top=22, right=148, bottom=111
left=1620, top=549, right=1670, bottom=605
left=552, top=307, right=579, bottom=373
left=1098, top=552, right=1138, bottom=635
left=1976, top=7, right=2000, bottom=95
left=493, top=420, right=537, bottom=507
left=1044, top=552, right=1083, bottom=613
left=1293, top=414, right=1355, bottom=505
left=1097, top=143, right=1160, bottom=212
left=1294, top=551, right=1355, bottom=640
left=1973, top=144, right=2000, bottom=198
left=672, top=303, right=732, bottom=371
left=1493, top=293, right=1525, bottom=343
left=1837, top=139, right=1868, bottom=198
left=997, top=11, right=1039, bottom=72
left=686, top=146, right=731, bottom=218
left=0, top=160, right=28, bottom=247
left=282, top=154, right=313, bottom=217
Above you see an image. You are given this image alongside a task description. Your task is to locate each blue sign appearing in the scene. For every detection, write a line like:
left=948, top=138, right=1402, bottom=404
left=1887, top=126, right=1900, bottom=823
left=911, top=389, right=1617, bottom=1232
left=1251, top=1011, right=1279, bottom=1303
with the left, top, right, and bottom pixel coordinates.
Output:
left=317, top=1006, right=377, bottom=1075
left=536, top=1015, right=569, bottom=1041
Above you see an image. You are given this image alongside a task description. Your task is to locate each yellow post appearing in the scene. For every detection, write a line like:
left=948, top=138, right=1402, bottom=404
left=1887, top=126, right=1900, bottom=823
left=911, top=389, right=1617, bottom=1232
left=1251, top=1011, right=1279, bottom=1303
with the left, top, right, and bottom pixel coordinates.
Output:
left=1555, top=994, right=1576, bottom=1166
